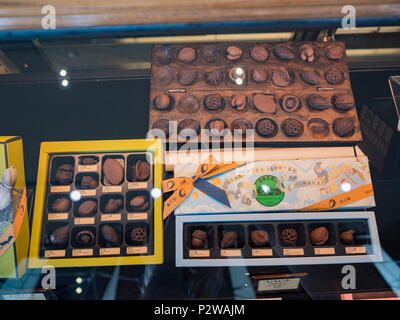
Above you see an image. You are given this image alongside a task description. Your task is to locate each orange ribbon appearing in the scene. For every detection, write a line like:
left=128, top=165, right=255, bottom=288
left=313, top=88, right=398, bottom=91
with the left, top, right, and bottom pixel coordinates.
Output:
left=162, top=156, right=244, bottom=219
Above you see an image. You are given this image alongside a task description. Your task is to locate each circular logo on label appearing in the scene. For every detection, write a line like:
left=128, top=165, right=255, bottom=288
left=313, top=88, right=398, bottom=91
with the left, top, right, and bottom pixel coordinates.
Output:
left=255, top=175, right=285, bottom=207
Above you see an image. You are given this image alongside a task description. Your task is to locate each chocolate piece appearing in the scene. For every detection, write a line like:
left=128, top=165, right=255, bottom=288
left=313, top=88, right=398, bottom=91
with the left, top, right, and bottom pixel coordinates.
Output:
left=251, top=230, right=269, bottom=247
left=307, top=94, right=331, bottom=110
left=134, top=160, right=150, bottom=181
left=300, top=69, right=321, bottom=85
left=75, top=230, right=95, bottom=246
left=220, top=231, right=237, bottom=248
left=250, top=46, right=269, bottom=62
left=333, top=94, right=354, bottom=111
left=273, top=46, right=295, bottom=60
left=230, top=94, right=248, bottom=112
left=52, top=198, right=70, bottom=212
left=177, top=47, right=196, bottom=63
left=191, top=229, right=207, bottom=248
left=178, top=68, right=197, bottom=86
left=231, top=119, right=253, bottom=137
left=101, top=225, right=120, bottom=247
left=81, top=157, right=98, bottom=165
left=202, top=45, right=218, bottom=63
left=310, top=226, right=329, bottom=245
left=272, top=68, right=292, bottom=87
left=308, top=118, right=330, bottom=138
left=77, top=200, right=97, bottom=217
left=151, top=119, right=170, bottom=139
left=281, top=95, right=300, bottom=113
left=129, top=195, right=149, bottom=211
left=80, top=176, right=98, bottom=189
left=153, top=67, right=173, bottom=86
left=154, top=93, right=171, bottom=111
left=251, top=67, right=268, bottom=83
left=340, top=229, right=355, bottom=245
left=255, top=118, right=278, bottom=138
left=204, top=69, right=225, bottom=86
left=333, top=117, right=355, bottom=137
left=300, top=45, right=315, bottom=62
left=55, top=164, right=74, bottom=185
left=130, top=227, right=147, bottom=243
left=154, top=46, right=174, bottom=65
left=325, top=67, right=344, bottom=84
left=50, top=225, right=69, bottom=246
left=178, top=94, right=200, bottom=114
left=228, top=67, right=246, bottom=84
left=207, top=119, right=227, bottom=137
left=178, top=118, right=201, bottom=138
left=253, top=94, right=276, bottom=114
left=204, top=94, right=225, bottom=112
left=104, top=198, right=123, bottom=213
left=226, top=46, right=242, bottom=60
left=281, top=118, right=304, bottom=137
left=327, top=45, right=344, bottom=60
left=103, top=158, right=124, bottom=185
left=281, top=228, right=297, bottom=245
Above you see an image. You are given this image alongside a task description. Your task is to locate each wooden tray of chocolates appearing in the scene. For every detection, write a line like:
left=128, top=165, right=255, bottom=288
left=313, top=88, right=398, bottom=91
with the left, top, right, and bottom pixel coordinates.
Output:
left=148, top=41, right=362, bottom=144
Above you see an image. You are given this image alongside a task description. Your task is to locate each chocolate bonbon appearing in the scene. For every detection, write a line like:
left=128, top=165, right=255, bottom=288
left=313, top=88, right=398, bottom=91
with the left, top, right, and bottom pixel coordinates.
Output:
left=55, top=164, right=74, bottom=185
left=50, top=225, right=69, bottom=246
left=134, top=160, right=150, bottom=181
left=101, top=225, right=120, bottom=247
left=130, top=227, right=147, bottom=244
left=52, top=198, right=70, bottom=212
left=255, top=118, right=278, bottom=137
left=77, top=200, right=97, bottom=217
left=281, top=228, right=297, bottom=245
left=220, top=231, right=238, bottom=248
left=282, top=118, right=304, bottom=137
left=104, top=198, right=123, bottom=213
left=75, top=230, right=95, bottom=246
left=340, top=229, right=355, bottom=245
left=191, top=229, right=207, bottom=248
left=250, top=46, right=269, bottom=62
left=333, top=117, right=355, bottom=137
left=251, top=230, right=269, bottom=247
left=103, top=158, right=124, bottom=185
left=310, top=226, right=329, bottom=245
left=129, top=195, right=149, bottom=211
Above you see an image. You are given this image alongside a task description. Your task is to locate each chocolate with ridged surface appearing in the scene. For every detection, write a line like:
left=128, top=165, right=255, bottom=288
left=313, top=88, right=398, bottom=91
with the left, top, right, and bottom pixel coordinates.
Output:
left=77, top=200, right=97, bottom=217
left=307, top=94, right=331, bottom=111
left=308, top=118, right=330, bottom=138
left=333, top=117, right=355, bottom=137
left=281, top=228, right=297, bottom=245
left=52, top=198, right=70, bottom=212
left=75, top=230, right=95, bottom=246
left=281, top=95, right=300, bottom=113
left=251, top=68, right=268, bottom=83
left=325, top=67, right=344, bottom=84
left=273, top=46, right=295, bottom=60
left=282, top=118, right=304, bottom=137
left=250, top=46, right=269, bottom=62
left=226, top=46, right=242, bottom=60
left=272, top=68, right=292, bottom=87
left=130, top=227, right=147, bottom=243
left=204, top=94, right=225, bottom=112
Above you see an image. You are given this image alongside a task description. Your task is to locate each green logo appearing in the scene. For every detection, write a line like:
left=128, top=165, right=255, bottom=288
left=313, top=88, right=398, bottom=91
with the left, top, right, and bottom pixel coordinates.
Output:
left=255, top=175, right=285, bottom=207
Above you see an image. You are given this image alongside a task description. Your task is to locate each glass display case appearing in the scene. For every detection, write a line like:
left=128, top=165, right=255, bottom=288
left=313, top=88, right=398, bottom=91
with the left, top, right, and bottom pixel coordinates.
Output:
left=1, top=8, right=400, bottom=301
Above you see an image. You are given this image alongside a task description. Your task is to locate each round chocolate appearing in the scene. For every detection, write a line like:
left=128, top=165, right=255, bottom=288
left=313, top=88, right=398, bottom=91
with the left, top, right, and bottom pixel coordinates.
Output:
left=75, top=230, right=95, bottom=246
left=154, top=93, right=172, bottom=111
left=191, top=229, right=207, bottom=248
left=151, top=119, right=170, bottom=139
left=281, top=95, right=300, bottom=113
left=206, top=119, right=227, bottom=137
left=327, top=45, right=344, bottom=60
left=253, top=94, right=276, bottom=114
left=104, top=198, right=123, bottom=213
left=230, top=94, right=248, bottom=112
left=178, top=94, right=200, bottom=114
left=255, top=118, right=278, bottom=138
left=281, top=118, right=304, bottom=137
left=130, top=227, right=147, bottom=243
left=55, top=164, right=74, bottom=185
left=300, top=69, right=321, bottom=85
left=103, top=158, right=124, bottom=185
left=333, top=117, right=355, bottom=137
left=231, top=118, right=253, bottom=138
left=52, top=198, right=70, bottom=212
left=204, top=69, right=225, bottom=86
left=310, top=226, right=329, bottom=245
left=178, top=68, right=198, bottom=86
left=129, top=195, right=149, bottom=211
left=273, top=46, right=295, bottom=60
left=272, top=68, right=293, bottom=87
left=178, top=118, right=201, bottom=138
left=333, top=94, right=354, bottom=111
left=177, top=47, right=197, bottom=63
left=204, top=94, right=225, bottom=112
left=300, top=45, right=315, bottom=62
left=77, top=200, right=97, bottom=217
left=307, top=118, right=330, bottom=139
left=307, top=94, right=331, bottom=111
left=134, top=160, right=150, bottom=181
left=281, top=228, right=297, bottom=245
left=220, top=231, right=238, bottom=248
left=101, top=225, right=120, bottom=247
left=152, top=67, right=173, bottom=86
left=154, top=46, right=174, bottom=65
left=251, top=67, right=269, bottom=83
left=341, top=229, right=355, bottom=245
left=50, top=225, right=69, bottom=246
left=202, top=45, right=219, bottom=63
left=251, top=230, right=269, bottom=247
left=228, top=67, right=246, bottom=84
left=325, top=67, right=344, bottom=84
left=80, top=175, right=98, bottom=189
left=250, top=46, right=269, bottom=62
left=226, top=46, right=242, bottom=60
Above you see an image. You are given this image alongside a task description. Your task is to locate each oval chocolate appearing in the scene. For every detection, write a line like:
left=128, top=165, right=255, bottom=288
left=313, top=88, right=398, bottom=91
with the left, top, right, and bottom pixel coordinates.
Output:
left=103, top=158, right=124, bottom=185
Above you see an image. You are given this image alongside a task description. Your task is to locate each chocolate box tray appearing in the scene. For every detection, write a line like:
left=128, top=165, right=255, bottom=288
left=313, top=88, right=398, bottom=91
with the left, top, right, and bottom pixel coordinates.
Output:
left=149, top=41, right=362, bottom=144
left=176, top=212, right=382, bottom=267
left=29, top=139, right=164, bottom=268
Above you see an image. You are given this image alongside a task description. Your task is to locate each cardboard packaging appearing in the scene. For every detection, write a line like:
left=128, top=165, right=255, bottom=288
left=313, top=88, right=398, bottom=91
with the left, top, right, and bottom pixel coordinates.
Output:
left=176, top=211, right=382, bottom=267
left=28, top=139, right=163, bottom=268
left=174, top=152, right=375, bottom=215
left=0, top=136, right=29, bottom=278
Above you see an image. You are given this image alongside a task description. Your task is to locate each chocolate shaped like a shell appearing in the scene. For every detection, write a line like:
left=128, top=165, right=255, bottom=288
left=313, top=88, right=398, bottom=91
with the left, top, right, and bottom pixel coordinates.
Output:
left=50, top=225, right=69, bottom=246
left=103, top=158, right=124, bottom=185
left=101, top=225, right=120, bottom=247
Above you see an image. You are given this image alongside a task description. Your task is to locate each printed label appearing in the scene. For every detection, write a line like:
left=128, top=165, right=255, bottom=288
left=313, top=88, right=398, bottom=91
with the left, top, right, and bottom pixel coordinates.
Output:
left=283, top=248, right=304, bottom=256
left=72, top=249, right=93, bottom=257
left=99, top=248, right=120, bottom=256
left=44, top=250, right=65, bottom=258
left=189, top=250, right=210, bottom=258
left=128, top=182, right=148, bottom=189
left=102, top=186, right=122, bottom=193
left=314, top=247, right=335, bottom=255
left=127, top=213, right=148, bottom=221
left=101, top=214, right=121, bottom=221
left=220, top=249, right=242, bottom=257
left=252, top=249, right=273, bottom=257
left=255, top=175, right=285, bottom=207
left=258, top=278, right=300, bottom=292
left=50, top=186, right=70, bottom=193
left=74, top=217, right=95, bottom=225
left=345, top=246, right=366, bottom=254
left=48, top=213, right=68, bottom=220
left=127, top=247, right=148, bottom=255
left=80, top=189, right=96, bottom=197
left=78, top=165, right=98, bottom=172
